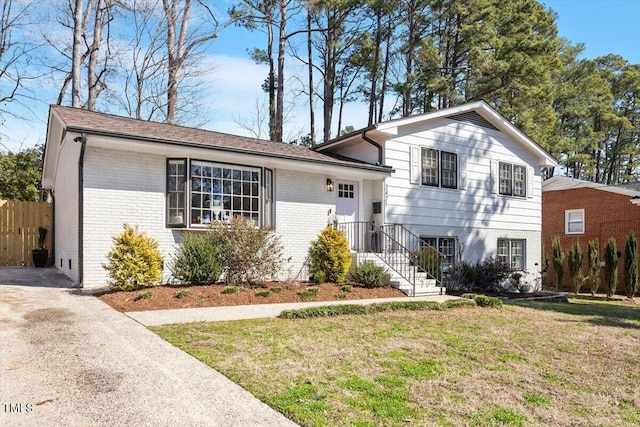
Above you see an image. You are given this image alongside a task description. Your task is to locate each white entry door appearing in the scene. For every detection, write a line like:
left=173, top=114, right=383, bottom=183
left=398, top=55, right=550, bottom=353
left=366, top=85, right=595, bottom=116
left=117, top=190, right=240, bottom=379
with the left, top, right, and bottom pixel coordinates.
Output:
left=336, top=181, right=359, bottom=224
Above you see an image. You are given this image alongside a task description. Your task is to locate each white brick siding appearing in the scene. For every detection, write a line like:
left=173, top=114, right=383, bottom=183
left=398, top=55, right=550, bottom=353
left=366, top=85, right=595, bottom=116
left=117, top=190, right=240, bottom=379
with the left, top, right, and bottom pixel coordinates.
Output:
left=274, top=169, right=335, bottom=280
left=54, top=139, right=81, bottom=283
left=82, top=147, right=177, bottom=287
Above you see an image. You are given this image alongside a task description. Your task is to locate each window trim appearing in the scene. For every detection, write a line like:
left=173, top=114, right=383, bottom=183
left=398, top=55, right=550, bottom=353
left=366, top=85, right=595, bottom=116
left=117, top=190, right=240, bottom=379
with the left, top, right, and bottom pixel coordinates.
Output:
left=166, top=158, right=187, bottom=228
left=497, top=238, right=526, bottom=270
left=420, top=236, right=456, bottom=268
left=565, top=208, right=585, bottom=234
left=498, top=162, right=527, bottom=198
left=419, top=148, right=458, bottom=190
left=166, top=158, right=272, bottom=229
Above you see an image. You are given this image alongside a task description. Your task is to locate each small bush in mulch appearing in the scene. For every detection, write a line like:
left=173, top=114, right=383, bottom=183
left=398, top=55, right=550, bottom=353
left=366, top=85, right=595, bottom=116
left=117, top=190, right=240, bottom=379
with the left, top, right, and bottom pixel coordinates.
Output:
left=255, top=290, right=271, bottom=298
left=297, top=286, right=319, bottom=300
left=135, top=290, right=154, bottom=301
left=222, top=285, right=240, bottom=294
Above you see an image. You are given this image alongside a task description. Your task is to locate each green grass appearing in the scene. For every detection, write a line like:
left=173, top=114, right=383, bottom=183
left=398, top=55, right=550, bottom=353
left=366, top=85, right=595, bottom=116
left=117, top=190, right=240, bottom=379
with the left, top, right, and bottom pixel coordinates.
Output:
left=152, top=298, right=640, bottom=427
left=135, top=290, right=154, bottom=300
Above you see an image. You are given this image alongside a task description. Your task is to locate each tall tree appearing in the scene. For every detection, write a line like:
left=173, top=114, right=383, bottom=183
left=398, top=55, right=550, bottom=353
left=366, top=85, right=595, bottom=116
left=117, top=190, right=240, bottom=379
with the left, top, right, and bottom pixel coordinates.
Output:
left=0, top=146, right=43, bottom=201
left=161, top=0, right=223, bottom=124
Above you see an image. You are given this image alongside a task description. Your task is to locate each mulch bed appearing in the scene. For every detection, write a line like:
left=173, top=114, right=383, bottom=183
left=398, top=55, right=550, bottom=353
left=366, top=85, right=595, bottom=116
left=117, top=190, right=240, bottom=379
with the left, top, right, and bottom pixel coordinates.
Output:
left=97, top=282, right=407, bottom=312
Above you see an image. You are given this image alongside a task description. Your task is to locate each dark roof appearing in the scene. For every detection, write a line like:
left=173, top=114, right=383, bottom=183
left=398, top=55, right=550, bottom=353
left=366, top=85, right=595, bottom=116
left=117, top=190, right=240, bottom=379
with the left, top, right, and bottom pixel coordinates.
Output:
left=51, top=105, right=391, bottom=172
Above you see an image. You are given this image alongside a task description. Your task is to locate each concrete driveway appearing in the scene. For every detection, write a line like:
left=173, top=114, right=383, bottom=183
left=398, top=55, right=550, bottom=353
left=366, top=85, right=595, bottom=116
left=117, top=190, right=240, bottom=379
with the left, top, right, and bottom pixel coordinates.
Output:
left=0, top=267, right=296, bottom=427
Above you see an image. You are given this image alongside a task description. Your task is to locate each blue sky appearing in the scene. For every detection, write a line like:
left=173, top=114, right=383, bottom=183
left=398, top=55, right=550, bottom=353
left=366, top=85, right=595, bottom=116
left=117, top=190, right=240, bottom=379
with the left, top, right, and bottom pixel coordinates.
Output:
left=1, top=0, right=639, bottom=153
left=542, top=0, right=640, bottom=63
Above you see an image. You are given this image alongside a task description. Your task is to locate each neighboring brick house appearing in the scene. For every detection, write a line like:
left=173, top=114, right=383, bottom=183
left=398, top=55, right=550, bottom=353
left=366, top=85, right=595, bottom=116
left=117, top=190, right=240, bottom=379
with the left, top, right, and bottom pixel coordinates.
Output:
left=542, top=176, right=640, bottom=292
left=42, top=101, right=556, bottom=293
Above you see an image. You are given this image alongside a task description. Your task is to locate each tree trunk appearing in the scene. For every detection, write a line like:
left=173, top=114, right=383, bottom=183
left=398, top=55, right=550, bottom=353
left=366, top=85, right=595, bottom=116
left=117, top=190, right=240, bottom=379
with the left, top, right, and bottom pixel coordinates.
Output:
left=307, top=9, right=315, bottom=144
left=71, top=0, right=85, bottom=108
left=86, top=0, right=106, bottom=111
left=275, top=0, right=287, bottom=142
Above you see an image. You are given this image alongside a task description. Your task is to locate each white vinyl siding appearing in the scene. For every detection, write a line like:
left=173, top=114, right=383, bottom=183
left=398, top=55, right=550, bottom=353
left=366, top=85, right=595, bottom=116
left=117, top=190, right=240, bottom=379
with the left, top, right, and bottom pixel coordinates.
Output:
left=565, top=209, right=585, bottom=234
left=384, top=116, right=543, bottom=276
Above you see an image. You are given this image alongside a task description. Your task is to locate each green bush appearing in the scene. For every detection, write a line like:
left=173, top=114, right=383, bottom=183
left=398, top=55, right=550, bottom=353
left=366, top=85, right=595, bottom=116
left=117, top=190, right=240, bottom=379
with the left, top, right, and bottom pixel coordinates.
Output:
left=278, top=299, right=477, bottom=319
left=341, top=284, right=353, bottom=292
left=297, top=286, right=319, bottom=300
left=461, top=293, right=502, bottom=307
left=175, top=289, right=191, bottom=299
left=410, top=248, right=441, bottom=279
left=221, top=285, right=240, bottom=294
left=271, top=286, right=283, bottom=293
left=587, top=239, right=601, bottom=296
left=567, top=239, right=584, bottom=294
left=103, top=224, right=164, bottom=291
left=448, top=260, right=477, bottom=292
left=624, top=232, right=638, bottom=300
left=209, top=216, right=283, bottom=286
left=604, top=238, right=618, bottom=298
left=348, top=262, right=390, bottom=288
left=312, top=270, right=326, bottom=284
left=170, top=233, right=222, bottom=285
left=472, top=295, right=503, bottom=308
left=135, top=290, right=154, bottom=301
left=474, top=257, right=511, bottom=292
left=552, top=235, right=565, bottom=291
left=309, top=226, right=352, bottom=283
left=255, top=290, right=271, bottom=298
left=335, top=292, right=347, bottom=299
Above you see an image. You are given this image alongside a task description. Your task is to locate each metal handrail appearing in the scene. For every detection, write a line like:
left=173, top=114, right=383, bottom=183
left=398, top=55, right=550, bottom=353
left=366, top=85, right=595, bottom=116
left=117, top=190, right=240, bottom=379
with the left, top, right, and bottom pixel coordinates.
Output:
left=337, top=222, right=443, bottom=295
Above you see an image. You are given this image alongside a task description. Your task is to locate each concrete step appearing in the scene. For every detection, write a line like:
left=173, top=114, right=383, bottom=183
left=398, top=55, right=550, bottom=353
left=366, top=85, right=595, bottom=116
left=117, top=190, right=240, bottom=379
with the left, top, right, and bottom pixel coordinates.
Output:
left=391, top=282, right=446, bottom=297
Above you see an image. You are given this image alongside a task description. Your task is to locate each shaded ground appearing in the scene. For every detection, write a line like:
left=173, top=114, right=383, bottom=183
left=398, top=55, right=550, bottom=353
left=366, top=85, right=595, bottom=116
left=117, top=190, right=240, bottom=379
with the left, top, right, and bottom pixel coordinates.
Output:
left=98, top=282, right=407, bottom=312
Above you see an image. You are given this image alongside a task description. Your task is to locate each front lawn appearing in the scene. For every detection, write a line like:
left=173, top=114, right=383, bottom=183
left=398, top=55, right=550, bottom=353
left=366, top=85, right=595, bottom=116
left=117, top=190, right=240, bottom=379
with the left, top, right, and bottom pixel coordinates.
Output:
left=152, top=299, right=640, bottom=426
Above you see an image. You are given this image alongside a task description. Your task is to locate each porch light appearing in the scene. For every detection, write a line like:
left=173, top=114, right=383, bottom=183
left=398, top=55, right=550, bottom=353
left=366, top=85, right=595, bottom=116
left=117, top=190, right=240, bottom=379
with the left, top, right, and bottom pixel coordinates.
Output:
left=326, top=178, right=334, bottom=192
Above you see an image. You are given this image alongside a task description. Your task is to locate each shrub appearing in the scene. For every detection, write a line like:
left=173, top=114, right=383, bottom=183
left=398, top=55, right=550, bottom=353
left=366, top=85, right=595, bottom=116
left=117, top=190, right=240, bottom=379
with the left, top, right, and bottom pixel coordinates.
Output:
left=297, top=286, right=319, bottom=300
left=567, top=239, right=584, bottom=294
left=255, top=290, right=271, bottom=298
left=552, top=235, right=565, bottom=291
left=604, top=238, right=618, bottom=298
left=461, top=293, right=502, bottom=307
left=341, top=284, right=353, bottom=292
left=624, top=232, right=638, bottom=300
left=335, top=292, right=347, bottom=299
left=209, top=216, right=283, bottom=286
left=221, top=285, right=240, bottom=294
left=135, top=290, right=154, bottom=301
left=348, top=262, right=390, bottom=288
left=308, top=226, right=351, bottom=283
left=448, top=260, right=476, bottom=292
left=473, top=295, right=503, bottom=308
left=103, top=224, right=164, bottom=291
left=271, top=286, right=283, bottom=293
left=410, top=248, right=441, bottom=279
left=443, top=298, right=477, bottom=309
left=587, top=239, right=601, bottom=296
left=170, top=233, right=222, bottom=285
left=278, top=299, right=477, bottom=319
left=175, top=289, right=191, bottom=299
left=474, top=257, right=511, bottom=292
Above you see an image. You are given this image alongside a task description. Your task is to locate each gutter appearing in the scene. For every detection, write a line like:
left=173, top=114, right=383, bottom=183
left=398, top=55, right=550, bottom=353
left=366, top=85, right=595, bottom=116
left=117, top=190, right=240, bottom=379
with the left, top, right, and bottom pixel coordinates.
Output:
left=362, top=129, right=384, bottom=166
left=63, top=126, right=391, bottom=174
left=76, top=133, right=87, bottom=287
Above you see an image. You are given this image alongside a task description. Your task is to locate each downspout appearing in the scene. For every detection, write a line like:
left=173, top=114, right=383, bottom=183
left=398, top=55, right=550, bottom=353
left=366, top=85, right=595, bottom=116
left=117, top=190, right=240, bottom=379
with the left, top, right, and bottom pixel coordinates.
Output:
left=361, top=130, right=383, bottom=166
left=76, top=133, right=87, bottom=287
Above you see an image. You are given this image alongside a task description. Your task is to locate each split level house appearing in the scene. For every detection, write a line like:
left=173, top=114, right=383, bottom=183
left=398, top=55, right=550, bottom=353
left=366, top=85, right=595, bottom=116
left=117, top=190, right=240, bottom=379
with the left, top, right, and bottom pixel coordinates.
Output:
left=42, top=101, right=557, bottom=295
left=542, top=176, right=640, bottom=293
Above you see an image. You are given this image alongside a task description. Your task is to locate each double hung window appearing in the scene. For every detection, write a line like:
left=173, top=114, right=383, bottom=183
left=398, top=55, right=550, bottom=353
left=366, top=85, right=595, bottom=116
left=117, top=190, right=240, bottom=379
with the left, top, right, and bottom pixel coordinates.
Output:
left=499, top=162, right=527, bottom=197
left=420, top=148, right=458, bottom=189
left=497, top=239, right=525, bottom=270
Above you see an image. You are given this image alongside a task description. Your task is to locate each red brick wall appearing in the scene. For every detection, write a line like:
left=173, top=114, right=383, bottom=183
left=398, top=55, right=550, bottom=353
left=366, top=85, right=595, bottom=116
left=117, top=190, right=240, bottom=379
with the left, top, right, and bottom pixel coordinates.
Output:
left=542, top=187, right=640, bottom=293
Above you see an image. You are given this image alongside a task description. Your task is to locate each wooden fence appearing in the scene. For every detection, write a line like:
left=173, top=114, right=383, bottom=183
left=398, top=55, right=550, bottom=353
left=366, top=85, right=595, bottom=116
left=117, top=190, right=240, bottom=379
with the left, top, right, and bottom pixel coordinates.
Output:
left=0, top=200, right=53, bottom=266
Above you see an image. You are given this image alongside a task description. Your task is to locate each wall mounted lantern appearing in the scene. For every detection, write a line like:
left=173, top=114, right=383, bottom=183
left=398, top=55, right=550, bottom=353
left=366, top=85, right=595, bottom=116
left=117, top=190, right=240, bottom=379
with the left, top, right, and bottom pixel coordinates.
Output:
left=326, top=178, right=334, bottom=192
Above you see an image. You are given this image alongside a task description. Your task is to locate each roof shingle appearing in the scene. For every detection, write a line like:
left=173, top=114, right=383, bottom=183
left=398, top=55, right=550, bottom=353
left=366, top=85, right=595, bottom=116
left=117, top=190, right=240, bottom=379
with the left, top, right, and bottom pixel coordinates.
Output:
left=51, top=105, right=389, bottom=171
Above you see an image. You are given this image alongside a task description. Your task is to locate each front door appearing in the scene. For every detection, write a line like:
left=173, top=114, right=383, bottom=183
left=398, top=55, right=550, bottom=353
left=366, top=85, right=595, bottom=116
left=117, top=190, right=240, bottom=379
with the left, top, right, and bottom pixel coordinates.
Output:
left=336, top=181, right=359, bottom=250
